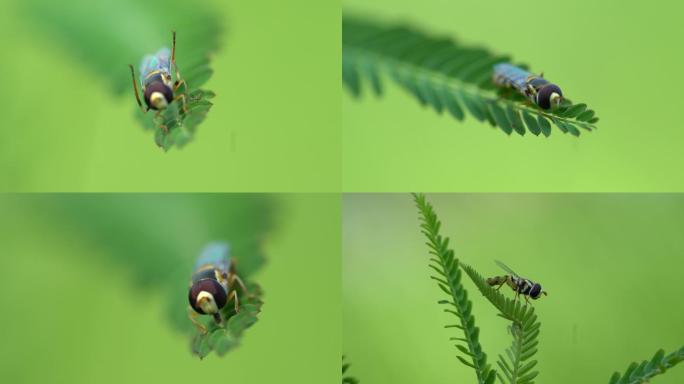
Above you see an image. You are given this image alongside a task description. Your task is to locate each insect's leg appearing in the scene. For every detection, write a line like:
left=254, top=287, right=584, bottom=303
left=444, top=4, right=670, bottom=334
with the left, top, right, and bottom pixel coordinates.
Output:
left=515, top=290, right=520, bottom=302
left=188, top=306, right=208, bottom=334
left=228, top=290, right=240, bottom=313
left=506, top=276, right=517, bottom=291
left=170, top=30, right=185, bottom=84
left=128, top=64, right=146, bottom=113
left=495, top=279, right=506, bottom=291
left=174, top=79, right=188, bottom=93
left=154, top=111, right=169, bottom=134
left=524, top=295, right=531, bottom=306
left=174, top=93, right=189, bottom=114
left=212, top=312, right=223, bottom=325
left=171, top=30, right=177, bottom=66
left=230, top=273, right=249, bottom=295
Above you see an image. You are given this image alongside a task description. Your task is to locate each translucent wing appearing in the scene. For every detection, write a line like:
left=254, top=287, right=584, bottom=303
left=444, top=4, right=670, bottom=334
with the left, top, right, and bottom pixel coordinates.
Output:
left=493, top=63, right=532, bottom=94
left=495, top=260, right=521, bottom=278
left=139, top=47, right=172, bottom=81
left=195, top=242, right=231, bottom=272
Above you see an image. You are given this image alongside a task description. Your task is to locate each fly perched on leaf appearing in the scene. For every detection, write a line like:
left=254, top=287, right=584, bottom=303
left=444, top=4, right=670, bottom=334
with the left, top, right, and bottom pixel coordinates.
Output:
left=187, top=242, right=248, bottom=335
left=486, top=260, right=547, bottom=304
left=128, top=31, right=188, bottom=134
left=493, top=63, right=563, bottom=110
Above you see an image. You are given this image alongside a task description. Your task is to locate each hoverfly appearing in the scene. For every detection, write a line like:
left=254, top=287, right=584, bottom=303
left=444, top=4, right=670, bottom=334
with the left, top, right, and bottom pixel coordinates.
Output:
left=492, top=63, right=563, bottom=110
left=486, top=260, right=547, bottom=304
left=188, top=242, right=247, bottom=334
left=128, top=31, right=188, bottom=133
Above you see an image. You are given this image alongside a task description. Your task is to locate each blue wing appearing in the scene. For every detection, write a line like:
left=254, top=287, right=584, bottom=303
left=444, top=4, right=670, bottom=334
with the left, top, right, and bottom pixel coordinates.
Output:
left=493, top=63, right=531, bottom=94
left=195, top=242, right=231, bottom=272
left=139, top=47, right=172, bottom=81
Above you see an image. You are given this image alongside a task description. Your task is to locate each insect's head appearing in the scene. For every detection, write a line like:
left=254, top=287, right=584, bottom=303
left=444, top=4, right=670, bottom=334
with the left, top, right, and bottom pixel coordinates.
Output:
left=144, top=81, right=174, bottom=111
left=536, top=84, right=563, bottom=110
left=529, top=283, right=548, bottom=300
left=189, top=279, right=227, bottom=315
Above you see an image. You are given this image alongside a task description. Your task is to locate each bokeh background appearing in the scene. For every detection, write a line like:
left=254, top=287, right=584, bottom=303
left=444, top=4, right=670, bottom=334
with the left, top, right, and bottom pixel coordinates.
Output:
left=342, top=0, right=684, bottom=192
left=0, top=194, right=340, bottom=383
left=343, top=194, right=684, bottom=383
left=0, top=0, right=339, bottom=192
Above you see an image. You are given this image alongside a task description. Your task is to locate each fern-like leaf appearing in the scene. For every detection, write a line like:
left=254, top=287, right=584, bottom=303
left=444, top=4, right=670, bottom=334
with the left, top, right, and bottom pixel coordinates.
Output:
left=139, top=89, right=216, bottom=151
left=31, top=195, right=276, bottom=358
left=609, top=346, right=684, bottom=384
left=343, top=16, right=599, bottom=137
left=24, top=0, right=222, bottom=150
left=413, top=193, right=496, bottom=384
left=460, top=264, right=541, bottom=384
left=191, top=281, right=263, bottom=359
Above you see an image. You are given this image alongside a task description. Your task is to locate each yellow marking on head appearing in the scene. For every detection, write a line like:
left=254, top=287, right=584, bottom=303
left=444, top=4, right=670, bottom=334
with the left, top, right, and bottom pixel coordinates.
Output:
left=197, top=291, right=219, bottom=314
left=550, top=92, right=562, bottom=107
left=150, top=92, right=168, bottom=109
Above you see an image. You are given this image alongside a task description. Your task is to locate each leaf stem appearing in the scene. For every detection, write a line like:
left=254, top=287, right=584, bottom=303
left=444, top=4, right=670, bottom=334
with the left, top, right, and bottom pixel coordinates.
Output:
left=345, top=46, right=596, bottom=131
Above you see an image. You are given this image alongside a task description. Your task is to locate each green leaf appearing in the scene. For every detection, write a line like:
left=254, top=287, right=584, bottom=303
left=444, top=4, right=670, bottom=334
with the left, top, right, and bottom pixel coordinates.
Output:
left=24, top=0, right=222, bottom=150
left=343, top=58, right=362, bottom=97
left=609, top=346, right=684, bottom=384
left=460, top=263, right=542, bottom=384
left=342, top=356, right=360, bottom=384
left=576, top=109, right=595, bottom=122
left=537, top=115, right=552, bottom=137
left=461, top=91, right=487, bottom=122
left=522, top=111, right=541, bottom=136
left=191, top=282, right=263, bottom=359
left=488, top=103, right=512, bottom=135
left=441, top=86, right=465, bottom=121
left=559, top=103, right=587, bottom=118
left=505, top=105, right=525, bottom=136
left=413, top=194, right=495, bottom=384
left=31, top=195, right=277, bottom=357
left=343, top=16, right=599, bottom=137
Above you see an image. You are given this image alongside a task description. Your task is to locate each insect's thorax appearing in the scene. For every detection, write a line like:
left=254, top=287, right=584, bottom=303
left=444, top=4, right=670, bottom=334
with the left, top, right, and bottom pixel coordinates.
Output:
left=514, top=277, right=536, bottom=294
left=527, top=77, right=550, bottom=93
left=192, top=264, right=230, bottom=292
left=143, top=70, right=173, bottom=89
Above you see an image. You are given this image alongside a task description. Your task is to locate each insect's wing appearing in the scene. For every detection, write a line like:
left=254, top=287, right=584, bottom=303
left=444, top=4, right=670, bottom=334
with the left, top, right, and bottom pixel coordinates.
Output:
left=493, top=63, right=531, bottom=94
left=139, top=48, right=172, bottom=81
left=154, top=47, right=171, bottom=72
left=195, top=242, right=231, bottom=272
left=495, top=260, right=521, bottom=278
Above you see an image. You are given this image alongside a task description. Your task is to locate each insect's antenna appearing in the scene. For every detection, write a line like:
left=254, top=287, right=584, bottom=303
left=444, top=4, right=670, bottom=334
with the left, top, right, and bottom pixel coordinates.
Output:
left=542, top=291, right=548, bottom=296
left=128, top=64, right=145, bottom=113
left=171, top=30, right=177, bottom=64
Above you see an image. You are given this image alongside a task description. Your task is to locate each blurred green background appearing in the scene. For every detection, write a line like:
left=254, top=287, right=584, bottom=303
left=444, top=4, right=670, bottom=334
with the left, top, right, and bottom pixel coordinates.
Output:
left=342, top=0, right=684, bottom=192
left=0, top=194, right=340, bottom=383
left=344, top=194, right=684, bottom=383
left=0, top=0, right=339, bottom=192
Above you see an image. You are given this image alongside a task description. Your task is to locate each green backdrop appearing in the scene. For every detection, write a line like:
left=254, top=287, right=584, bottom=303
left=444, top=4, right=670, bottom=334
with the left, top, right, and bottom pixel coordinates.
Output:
left=343, top=194, right=684, bottom=383
left=342, top=0, right=684, bottom=192
left=0, top=194, right=340, bottom=383
left=0, top=0, right=339, bottom=192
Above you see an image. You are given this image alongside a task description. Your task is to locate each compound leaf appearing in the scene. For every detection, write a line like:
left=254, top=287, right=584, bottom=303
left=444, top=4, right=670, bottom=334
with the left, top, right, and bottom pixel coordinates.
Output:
left=343, top=16, right=599, bottom=137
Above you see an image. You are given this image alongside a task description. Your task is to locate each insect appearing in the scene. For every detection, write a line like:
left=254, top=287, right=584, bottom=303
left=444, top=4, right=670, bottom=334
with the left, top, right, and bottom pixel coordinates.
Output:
left=187, top=242, right=247, bottom=334
left=492, top=63, right=563, bottom=110
left=486, top=260, right=547, bottom=304
left=128, top=31, right=188, bottom=133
